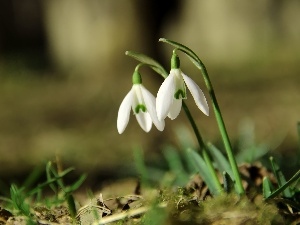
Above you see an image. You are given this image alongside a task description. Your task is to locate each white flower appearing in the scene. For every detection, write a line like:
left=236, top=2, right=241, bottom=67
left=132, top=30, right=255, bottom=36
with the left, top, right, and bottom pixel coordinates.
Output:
left=117, top=84, right=165, bottom=134
left=156, top=68, right=209, bottom=121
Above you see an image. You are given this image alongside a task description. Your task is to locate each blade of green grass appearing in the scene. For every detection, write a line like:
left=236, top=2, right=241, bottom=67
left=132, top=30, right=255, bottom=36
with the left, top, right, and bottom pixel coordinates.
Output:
left=134, top=147, right=150, bottom=187
left=207, top=142, right=233, bottom=179
left=66, top=194, right=76, bottom=218
left=46, top=161, right=58, bottom=193
left=236, top=145, right=269, bottom=164
left=163, top=146, right=190, bottom=186
left=267, top=169, right=300, bottom=199
left=47, top=164, right=67, bottom=190
left=262, top=177, right=274, bottom=198
left=10, top=184, right=30, bottom=216
left=28, top=168, right=74, bottom=196
left=223, top=171, right=234, bottom=193
left=65, top=174, right=87, bottom=193
left=270, top=157, right=293, bottom=198
left=174, top=125, right=196, bottom=150
left=186, top=148, right=219, bottom=195
left=22, top=164, right=44, bottom=191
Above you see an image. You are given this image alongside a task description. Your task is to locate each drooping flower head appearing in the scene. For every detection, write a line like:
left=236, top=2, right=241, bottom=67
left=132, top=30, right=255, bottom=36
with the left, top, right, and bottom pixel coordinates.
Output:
left=117, top=68, right=165, bottom=134
left=156, top=51, right=209, bottom=121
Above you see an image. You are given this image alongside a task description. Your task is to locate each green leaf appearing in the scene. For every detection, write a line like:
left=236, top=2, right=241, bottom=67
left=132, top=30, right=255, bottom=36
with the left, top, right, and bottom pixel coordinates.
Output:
left=223, top=171, right=234, bottom=193
left=163, top=146, right=189, bottom=186
left=28, top=168, right=74, bottom=196
left=134, top=147, right=150, bottom=187
left=207, top=142, right=233, bottom=179
left=10, top=184, right=30, bottom=216
left=270, top=157, right=293, bottom=198
left=236, top=145, right=269, bottom=164
left=262, top=176, right=274, bottom=198
left=125, top=51, right=168, bottom=78
left=66, top=194, right=77, bottom=218
left=46, top=161, right=57, bottom=193
left=64, top=174, right=87, bottom=193
left=186, top=148, right=219, bottom=195
left=267, top=169, right=300, bottom=199
left=22, top=164, right=44, bottom=191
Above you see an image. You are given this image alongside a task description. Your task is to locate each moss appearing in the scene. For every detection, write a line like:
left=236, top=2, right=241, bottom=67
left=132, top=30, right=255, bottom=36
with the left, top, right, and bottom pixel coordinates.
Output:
left=161, top=190, right=284, bottom=225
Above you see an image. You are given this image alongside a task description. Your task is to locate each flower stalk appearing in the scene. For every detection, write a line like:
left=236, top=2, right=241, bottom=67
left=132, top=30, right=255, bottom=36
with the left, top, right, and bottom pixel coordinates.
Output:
left=159, top=38, right=245, bottom=195
left=199, top=62, right=244, bottom=195
left=182, top=102, right=223, bottom=195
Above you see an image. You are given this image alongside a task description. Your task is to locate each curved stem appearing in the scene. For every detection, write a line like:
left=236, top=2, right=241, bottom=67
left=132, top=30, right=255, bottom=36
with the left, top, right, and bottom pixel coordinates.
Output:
left=195, top=62, right=244, bottom=195
left=158, top=38, right=245, bottom=195
left=182, top=102, right=222, bottom=195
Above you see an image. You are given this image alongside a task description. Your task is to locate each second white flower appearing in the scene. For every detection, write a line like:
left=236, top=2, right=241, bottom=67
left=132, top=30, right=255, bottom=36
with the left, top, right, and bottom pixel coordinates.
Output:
left=156, top=53, right=209, bottom=121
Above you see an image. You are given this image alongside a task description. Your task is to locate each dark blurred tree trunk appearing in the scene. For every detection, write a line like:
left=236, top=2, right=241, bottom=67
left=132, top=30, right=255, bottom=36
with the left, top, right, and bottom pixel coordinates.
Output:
left=0, top=0, right=48, bottom=70
left=135, top=0, right=181, bottom=68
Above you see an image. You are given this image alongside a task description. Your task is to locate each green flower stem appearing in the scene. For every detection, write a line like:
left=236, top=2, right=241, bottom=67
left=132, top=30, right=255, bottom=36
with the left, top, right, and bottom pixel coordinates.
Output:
left=182, top=102, right=223, bottom=195
left=125, top=49, right=225, bottom=194
left=159, top=38, right=245, bottom=195
left=195, top=61, right=244, bottom=195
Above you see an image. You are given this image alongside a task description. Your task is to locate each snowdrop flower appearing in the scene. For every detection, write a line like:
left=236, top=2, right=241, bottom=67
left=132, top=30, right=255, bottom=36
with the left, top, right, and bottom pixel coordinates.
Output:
left=156, top=52, right=209, bottom=121
left=117, top=70, right=165, bottom=134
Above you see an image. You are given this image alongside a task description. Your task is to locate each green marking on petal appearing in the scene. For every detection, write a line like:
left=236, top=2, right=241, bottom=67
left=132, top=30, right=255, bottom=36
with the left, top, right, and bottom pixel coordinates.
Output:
left=174, top=89, right=185, bottom=99
left=135, top=104, right=147, bottom=113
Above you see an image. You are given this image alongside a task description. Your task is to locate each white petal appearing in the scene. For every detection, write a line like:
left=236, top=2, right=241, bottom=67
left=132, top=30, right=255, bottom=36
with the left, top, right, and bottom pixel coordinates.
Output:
left=117, top=89, right=133, bottom=134
left=135, top=112, right=152, bottom=132
left=156, top=73, right=176, bottom=121
left=182, top=73, right=209, bottom=116
left=140, top=85, right=165, bottom=131
left=167, top=99, right=182, bottom=120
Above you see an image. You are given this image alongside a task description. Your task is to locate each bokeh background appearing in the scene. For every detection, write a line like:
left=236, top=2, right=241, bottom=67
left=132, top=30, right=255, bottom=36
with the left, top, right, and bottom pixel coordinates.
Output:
left=0, top=0, right=299, bottom=183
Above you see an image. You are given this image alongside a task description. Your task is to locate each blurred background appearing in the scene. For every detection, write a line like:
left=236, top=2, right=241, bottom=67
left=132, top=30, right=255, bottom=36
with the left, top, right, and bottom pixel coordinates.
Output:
left=0, top=0, right=299, bottom=184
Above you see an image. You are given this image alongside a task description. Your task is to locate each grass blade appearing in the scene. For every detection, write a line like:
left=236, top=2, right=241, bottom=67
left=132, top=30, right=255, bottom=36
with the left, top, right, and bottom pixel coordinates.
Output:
left=223, top=171, right=234, bottom=193
left=270, top=157, right=293, bottom=198
left=46, top=162, right=57, bottom=193
left=207, top=142, right=233, bottom=179
left=66, top=194, right=77, bottom=218
left=134, top=147, right=150, bottom=187
left=163, top=146, right=189, bottom=186
left=267, top=169, right=300, bottom=199
left=65, top=174, right=87, bottom=193
left=28, top=169, right=74, bottom=196
left=22, top=164, right=44, bottom=191
left=10, top=184, right=30, bottom=216
left=186, top=148, right=219, bottom=195
left=262, top=177, right=274, bottom=198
